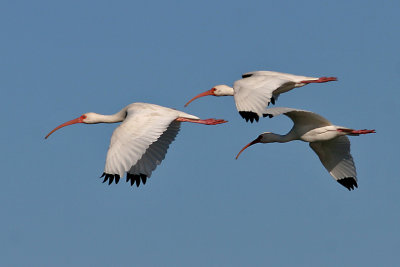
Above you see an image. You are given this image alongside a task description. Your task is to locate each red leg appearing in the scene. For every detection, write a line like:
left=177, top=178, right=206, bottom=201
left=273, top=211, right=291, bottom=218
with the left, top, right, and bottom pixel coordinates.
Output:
left=337, top=128, right=376, bottom=135
left=348, top=129, right=376, bottom=134
left=300, top=77, right=337, bottom=84
left=176, top=117, right=228, bottom=125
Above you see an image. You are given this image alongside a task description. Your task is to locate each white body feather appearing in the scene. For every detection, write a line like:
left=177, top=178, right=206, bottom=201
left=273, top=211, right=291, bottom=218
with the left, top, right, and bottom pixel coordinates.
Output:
left=104, top=103, right=199, bottom=178
left=242, top=107, right=370, bottom=190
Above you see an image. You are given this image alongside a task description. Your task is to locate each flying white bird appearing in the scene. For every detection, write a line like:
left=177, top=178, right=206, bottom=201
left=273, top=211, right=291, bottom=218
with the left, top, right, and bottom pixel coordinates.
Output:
left=45, top=102, right=227, bottom=187
left=185, top=71, right=337, bottom=123
left=235, top=107, right=375, bottom=190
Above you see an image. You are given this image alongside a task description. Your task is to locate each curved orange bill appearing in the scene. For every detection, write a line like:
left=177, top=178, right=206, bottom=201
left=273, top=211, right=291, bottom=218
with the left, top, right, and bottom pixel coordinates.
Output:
left=45, top=117, right=84, bottom=139
left=235, top=136, right=262, bottom=160
left=184, top=89, right=215, bottom=107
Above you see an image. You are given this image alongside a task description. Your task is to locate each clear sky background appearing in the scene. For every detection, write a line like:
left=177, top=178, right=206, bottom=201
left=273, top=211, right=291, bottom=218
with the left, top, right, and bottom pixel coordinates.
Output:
left=1, top=0, right=399, bottom=266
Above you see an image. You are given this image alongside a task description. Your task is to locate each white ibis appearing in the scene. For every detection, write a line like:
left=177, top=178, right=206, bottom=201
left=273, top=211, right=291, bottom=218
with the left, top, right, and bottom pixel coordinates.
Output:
left=235, top=107, right=375, bottom=190
left=45, top=102, right=227, bottom=187
left=185, top=71, right=337, bottom=123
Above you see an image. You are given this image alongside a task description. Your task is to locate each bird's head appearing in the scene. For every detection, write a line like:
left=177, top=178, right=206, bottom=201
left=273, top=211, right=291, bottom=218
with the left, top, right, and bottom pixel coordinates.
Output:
left=212, top=85, right=234, bottom=96
left=184, top=85, right=234, bottom=107
left=235, top=132, right=277, bottom=159
left=45, top=112, right=99, bottom=139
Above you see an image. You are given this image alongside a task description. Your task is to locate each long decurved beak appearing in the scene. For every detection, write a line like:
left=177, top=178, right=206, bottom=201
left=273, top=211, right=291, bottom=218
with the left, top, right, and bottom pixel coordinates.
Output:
left=235, top=136, right=262, bottom=160
left=184, top=89, right=215, bottom=107
left=45, top=116, right=84, bottom=139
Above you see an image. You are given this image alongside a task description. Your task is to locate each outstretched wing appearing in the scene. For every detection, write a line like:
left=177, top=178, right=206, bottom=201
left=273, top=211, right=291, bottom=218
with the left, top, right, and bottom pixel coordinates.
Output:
left=101, top=107, right=180, bottom=186
left=233, top=73, right=296, bottom=123
left=263, top=107, right=332, bottom=128
left=126, top=121, right=181, bottom=187
left=309, top=136, right=358, bottom=190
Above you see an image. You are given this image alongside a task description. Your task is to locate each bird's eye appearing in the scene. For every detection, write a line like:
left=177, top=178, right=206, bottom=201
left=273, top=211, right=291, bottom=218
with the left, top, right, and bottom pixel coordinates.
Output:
left=81, top=115, right=87, bottom=119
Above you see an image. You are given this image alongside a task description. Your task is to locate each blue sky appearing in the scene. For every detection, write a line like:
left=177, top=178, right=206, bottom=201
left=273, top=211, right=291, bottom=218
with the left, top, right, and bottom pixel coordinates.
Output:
left=1, top=0, right=399, bottom=266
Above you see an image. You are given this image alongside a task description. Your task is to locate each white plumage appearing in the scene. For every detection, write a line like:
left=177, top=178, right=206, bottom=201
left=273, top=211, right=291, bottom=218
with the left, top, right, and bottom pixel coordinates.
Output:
left=185, top=71, right=337, bottom=122
left=45, top=103, right=227, bottom=187
left=235, top=107, right=375, bottom=190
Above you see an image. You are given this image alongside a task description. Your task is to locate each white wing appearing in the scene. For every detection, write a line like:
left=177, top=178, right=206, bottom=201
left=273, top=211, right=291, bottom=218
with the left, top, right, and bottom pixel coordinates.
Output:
left=126, top=120, right=181, bottom=187
left=101, top=106, right=181, bottom=186
left=309, top=136, right=358, bottom=190
left=241, top=71, right=316, bottom=81
left=233, top=74, right=294, bottom=122
left=263, top=107, right=332, bottom=128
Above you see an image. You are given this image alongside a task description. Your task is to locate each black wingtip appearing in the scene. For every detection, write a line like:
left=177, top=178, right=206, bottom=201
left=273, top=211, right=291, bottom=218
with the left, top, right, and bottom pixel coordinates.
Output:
left=239, top=111, right=260, bottom=123
left=126, top=173, right=148, bottom=187
left=127, top=173, right=134, bottom=186
left=337, top=177, right=358, bottom=191
left=262, top=113, right=273, bottom=118
left=140, top=174, right=147, bottom=185
left=242, top=73, right=253, bottom=78
left=101, top=173, right=120, bottom=185
left=115, top=174, right=120, bottom=184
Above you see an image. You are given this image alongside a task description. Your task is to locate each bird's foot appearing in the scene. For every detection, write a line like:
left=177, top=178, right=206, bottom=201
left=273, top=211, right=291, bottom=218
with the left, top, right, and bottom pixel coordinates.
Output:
left=300, top=77, right=337, bottom=84
left=349, top=129, right=376, bottom=135
left=177, top=117, right=228, bottom=125
left=337, top=128, right=376, bottom=135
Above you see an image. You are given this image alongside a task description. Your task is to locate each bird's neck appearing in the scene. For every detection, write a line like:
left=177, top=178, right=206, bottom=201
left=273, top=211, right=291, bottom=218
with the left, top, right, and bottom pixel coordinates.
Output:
left=266, top=132, right=297, bottom=143
left=92, top=109, right=127, bottom=123
left=218, top=85, right=234, bottom=96
left=225, top=86, right=235, bottom=96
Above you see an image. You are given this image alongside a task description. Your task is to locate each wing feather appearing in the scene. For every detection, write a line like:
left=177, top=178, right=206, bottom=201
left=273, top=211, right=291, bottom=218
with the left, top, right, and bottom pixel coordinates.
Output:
left=309, top=136, right=358, bottom=190
left=104, top=107, right=180, bottom=179
left=264, top=107, right=332, bottom=128
left=128, top=120, right=181, bottom=177
left=234, top=75, right=291, bottom=118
